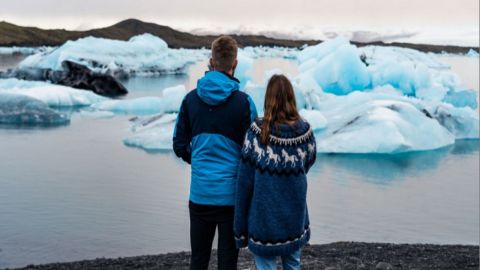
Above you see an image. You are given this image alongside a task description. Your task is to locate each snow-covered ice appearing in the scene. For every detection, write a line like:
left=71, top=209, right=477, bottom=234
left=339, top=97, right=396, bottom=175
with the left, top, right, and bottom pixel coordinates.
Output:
left=312, top=92, right=456, bottom=153
left=0, top=46, right=53, bottom=55
left=18, top=34, right=209, bottom=76
left=0, top=78, right=106, bottom=107
left=240, top=46, right=299, bottom=59
left=299, top=109, right=327, bottom=131
left=91, top=85, right=186, bottom=115
left=123, top=113, right=178, bottom=151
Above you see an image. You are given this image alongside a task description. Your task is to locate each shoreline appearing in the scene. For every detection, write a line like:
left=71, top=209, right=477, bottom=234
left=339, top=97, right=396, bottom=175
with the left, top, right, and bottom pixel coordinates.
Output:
left=6, top=242, right=479, bottom=270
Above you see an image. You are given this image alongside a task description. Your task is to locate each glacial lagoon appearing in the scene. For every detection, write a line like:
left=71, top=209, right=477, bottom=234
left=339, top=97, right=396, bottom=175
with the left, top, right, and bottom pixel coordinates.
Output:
left=0, top=53, right=478, bottom=268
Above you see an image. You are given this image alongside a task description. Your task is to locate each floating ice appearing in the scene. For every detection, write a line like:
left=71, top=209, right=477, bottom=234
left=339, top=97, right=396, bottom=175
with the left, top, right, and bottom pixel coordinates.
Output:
left=18, top=34, right=209, bottom=76
left=0, top=78, right=106, bottom=107
left=0, top=93, right=70, bottom=126
left=0, top=46, right=53, bottom=55
left=295, top=37, right=478, bottom=109
left=466, top=49, right=479, bottom=58
left=243, top=76, right=478, bottom=153
left=91, top=85, right=186, bottom=115
left=240, top=46, right=299, bottom=59
left=314, top=92, right=456, bottom=153
left=123, top=113, right=177, bottom=151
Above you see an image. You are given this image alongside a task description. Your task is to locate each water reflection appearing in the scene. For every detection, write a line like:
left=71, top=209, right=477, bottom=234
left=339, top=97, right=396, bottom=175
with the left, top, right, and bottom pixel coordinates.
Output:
left=310, top=140, right=479, bottom=185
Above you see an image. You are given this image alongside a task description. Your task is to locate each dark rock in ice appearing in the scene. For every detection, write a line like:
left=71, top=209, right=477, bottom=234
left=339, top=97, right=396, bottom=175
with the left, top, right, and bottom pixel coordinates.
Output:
left=0, top=60, right=128, bottom=97
left=53, top=61, right=128, bottom=97
left=0, top=93, right=70, bottom=126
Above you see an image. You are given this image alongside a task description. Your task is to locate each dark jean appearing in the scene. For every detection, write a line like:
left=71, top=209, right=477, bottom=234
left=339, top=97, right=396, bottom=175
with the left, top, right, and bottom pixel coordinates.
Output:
left=189, top=201, right=239, bottom=270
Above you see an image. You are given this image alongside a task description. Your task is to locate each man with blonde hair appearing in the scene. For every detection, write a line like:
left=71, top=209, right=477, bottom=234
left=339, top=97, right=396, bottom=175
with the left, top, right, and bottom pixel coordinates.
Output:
left=173, top=35, right=257, bottom=270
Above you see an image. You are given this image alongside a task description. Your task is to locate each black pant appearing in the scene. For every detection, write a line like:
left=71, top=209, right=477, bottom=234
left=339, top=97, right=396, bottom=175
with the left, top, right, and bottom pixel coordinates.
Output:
left=189, top=201, right=239, bottom=270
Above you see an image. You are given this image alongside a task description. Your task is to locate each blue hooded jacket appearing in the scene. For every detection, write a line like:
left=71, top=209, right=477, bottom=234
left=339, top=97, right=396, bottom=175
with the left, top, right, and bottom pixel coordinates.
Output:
left=173, top=71, right=257, bottom=205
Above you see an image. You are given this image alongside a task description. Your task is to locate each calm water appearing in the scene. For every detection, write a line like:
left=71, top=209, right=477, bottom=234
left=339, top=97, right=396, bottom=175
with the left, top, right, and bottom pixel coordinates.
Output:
left=0, top=55, right=478, bottom=269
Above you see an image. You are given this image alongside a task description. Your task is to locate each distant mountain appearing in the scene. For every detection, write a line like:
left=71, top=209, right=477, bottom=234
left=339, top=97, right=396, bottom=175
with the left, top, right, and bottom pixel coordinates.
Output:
left=0, top=19, right=317, bottom=48
left=0, top=19, right=477, bottom=53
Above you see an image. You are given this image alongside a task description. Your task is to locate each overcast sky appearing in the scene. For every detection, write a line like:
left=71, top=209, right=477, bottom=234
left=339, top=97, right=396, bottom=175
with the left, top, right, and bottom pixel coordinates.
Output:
left=1, top=0, right=478, bottom=42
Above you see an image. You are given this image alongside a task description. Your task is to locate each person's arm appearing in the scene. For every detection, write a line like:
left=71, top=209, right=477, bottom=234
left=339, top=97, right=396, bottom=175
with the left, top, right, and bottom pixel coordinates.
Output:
left=173, top=98, right=192, bottom=164
left=234, top=151, right=255, bottom=248
left=247, top=96, right=258, bottom=124
left=305, top=133, right=317, bottom=173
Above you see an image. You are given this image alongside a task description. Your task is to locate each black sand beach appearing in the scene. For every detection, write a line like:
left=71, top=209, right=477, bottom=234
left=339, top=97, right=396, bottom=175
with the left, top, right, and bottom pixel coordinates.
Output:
left=7, top=242, right=479, bottom=270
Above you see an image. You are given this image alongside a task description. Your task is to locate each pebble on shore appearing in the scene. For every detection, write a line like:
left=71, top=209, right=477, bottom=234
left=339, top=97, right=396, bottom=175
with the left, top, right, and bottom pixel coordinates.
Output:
left=7, top=242, right=479, bottom=270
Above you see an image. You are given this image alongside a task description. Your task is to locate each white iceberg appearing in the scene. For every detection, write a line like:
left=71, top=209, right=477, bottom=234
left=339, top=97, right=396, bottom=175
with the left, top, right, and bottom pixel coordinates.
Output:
left=0, top=93, right=70, bottom=126
left=240, top=46, right=299, bottom=59
left=0, top=78, right=106, bottom=107
left=123, top=113, right=178, bottom=151
left=91, top=85, right=186, bottom=115
left=18, top=34, right=209, bottom=76
left=314, top=92, right=456, bottom=153
left=299, top=109, right=327, bottom=131
left=0, top=46, right=53, bottom=55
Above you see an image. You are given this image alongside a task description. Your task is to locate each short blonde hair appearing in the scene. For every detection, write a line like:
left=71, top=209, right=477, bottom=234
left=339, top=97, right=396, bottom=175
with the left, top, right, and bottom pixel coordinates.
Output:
left=211, top=36, right=238, bottom=72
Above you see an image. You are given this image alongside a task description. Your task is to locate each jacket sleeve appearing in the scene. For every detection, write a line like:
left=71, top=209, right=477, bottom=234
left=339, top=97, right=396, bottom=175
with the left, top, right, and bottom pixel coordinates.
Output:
left=240, top=95, right=258, bottom=136
left=173, top=98, right=192, bottom=164
left=247, top=96, right=258, bottom=124
left=234, top=132, right=255, bottom=248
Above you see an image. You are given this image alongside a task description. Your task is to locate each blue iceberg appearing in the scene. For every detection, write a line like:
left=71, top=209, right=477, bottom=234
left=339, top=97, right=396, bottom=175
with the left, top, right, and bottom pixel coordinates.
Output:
left=0, top=93, right=70, bottom=126
left=295, top=37, right=478, bottom=110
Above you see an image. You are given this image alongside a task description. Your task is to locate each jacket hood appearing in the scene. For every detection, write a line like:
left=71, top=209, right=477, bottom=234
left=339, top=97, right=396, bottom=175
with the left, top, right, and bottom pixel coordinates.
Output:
left=196, top=71, right=240, bottom=105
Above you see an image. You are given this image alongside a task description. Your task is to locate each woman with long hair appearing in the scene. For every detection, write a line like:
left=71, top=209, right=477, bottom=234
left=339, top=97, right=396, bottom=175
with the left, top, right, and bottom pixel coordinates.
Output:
left=234, top=74, right=316, bottom=269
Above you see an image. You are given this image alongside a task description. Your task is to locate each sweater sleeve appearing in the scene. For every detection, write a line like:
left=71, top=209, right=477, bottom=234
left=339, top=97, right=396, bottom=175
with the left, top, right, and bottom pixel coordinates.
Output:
left=234, top=132, right=255, bottom=248
left=172, top=98, right=192, bottom=164
left=305, top=133, right=317, bottom=173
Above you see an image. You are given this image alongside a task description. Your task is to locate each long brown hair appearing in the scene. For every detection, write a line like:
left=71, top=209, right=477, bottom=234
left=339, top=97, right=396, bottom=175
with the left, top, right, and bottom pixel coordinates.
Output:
left=261, top=74, right=300, bottom=144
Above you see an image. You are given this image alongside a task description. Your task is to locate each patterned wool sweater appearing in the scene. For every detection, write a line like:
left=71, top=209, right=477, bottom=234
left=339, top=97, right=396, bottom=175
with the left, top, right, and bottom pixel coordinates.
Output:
left=234, top=119, right=316, bottom=256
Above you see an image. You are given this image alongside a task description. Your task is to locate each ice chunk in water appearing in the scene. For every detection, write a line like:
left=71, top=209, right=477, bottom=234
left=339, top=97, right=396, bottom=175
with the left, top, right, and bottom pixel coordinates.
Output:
left=123, top=113, right=178, bottom=151
left=92, top=85, right=186, bottom=115
left=0, top=78, right=106, bottom=107
left=0, top=93, right=70, bottom=126
left=466, top=49, right=479, bottom=58
left=315, top=93, right=456, bottom=153
left=18, top=34, right=209, bottom=76
left=295, top=37, right=474, bottom=103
